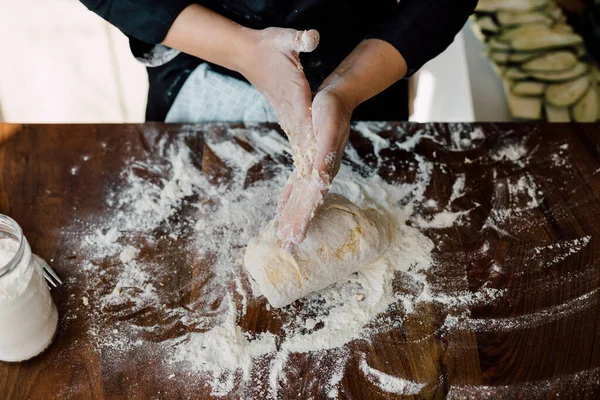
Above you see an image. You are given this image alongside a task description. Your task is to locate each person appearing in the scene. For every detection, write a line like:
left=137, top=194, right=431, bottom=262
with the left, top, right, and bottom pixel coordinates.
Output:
left=80, top=0, right=477, bottom=248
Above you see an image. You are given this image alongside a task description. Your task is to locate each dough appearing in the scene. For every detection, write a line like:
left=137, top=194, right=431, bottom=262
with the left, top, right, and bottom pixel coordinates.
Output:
left=244, top=194, right=390, bottom=308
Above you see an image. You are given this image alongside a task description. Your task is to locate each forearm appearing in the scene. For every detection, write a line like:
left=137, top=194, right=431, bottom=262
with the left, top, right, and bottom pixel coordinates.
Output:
left=319, top=39, right=408, bottom=110
left=366, top=0, right=477, bottom=76
left=162, top=4, right=251, bottom=73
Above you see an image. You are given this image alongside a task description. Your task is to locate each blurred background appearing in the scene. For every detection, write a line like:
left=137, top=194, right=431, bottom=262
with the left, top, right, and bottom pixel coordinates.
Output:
left=0, top=0, right=148, bottom=123
left=0, top=0, right=597, bottom=123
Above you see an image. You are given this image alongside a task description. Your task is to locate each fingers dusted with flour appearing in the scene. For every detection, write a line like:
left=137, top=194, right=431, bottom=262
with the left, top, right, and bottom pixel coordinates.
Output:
left=158, top=4, right=328, bottom=249
left=235, top=27, right=319, bottom=177
left=276, top=174, right=325, bottom=250
left=163, top=4, right=320, bottom=176
left=276, top=90, right=352, bottom=249
left=277, top=39, right=408, bottom=249
left=311, top=90, right=353, bottom=188
left=277, top=170, right=298, bottom=215
left=274, top=29, right=320, bottom=54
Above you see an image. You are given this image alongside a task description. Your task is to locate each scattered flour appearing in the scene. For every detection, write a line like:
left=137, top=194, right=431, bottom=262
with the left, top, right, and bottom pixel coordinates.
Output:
left=483, top=172, right=544, bottom=235
left=353, top=121, right=391, bottom=159
left=413, top=174, right=473, bottom=229
left=534, top=236, right=591, bottom=268
left=395, top=123, right=485, bottom=153
left=469, top=127, right=485, bottom=141
left=492, top=141, right=529, bottom=163
left=359, top=353, right=425, bottom=395
left=327, top=363, right=347, bottom=399
left=119, top=246, right=138, bottom=264
left=173, top=294, right=277, bottom=396
left=396, top=133, right=442, bottom=151
left=66, top=123, right=595, bottom=398
left=207, top=138, right=262, bottom=180
left=414, top=210, right=472, bottom=229
left=448, top=366, right=600, bottom=399
left=431, top=287, right=505, bottom=308
left=450, top=124, right=475, bottom=150
left=550, top=143, right=570, bottom=167
left=449, top=174, right=466, bottom=204
left=442, top=288, right=599, bottom=332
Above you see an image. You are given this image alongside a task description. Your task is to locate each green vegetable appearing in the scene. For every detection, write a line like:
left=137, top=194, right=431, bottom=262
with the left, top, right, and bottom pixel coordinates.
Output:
left=476, top=0, right=548, bottom=13
left=497, top=11, right=552, bottom=27
left=572, top=86, right=599, bottom=122
left=505, top=68, right=530, bottom=80
left=490, top=51, right=543, bottom=64
left=511, top=32, right=583, bottom=52
left=499, top=24, right=553, bottom=42
left=545, top=104, right=571, bottom=122
left=504, top=81, right=543, bottom=119
left=545, top=76, right=591, bottom=107
left=521, top=51, right=577, bottom=72
left=476, top=17, right=499, bottom=33
left=512, top=81, right=546, bottom=96
left=529, top=62, right=589, bottom=82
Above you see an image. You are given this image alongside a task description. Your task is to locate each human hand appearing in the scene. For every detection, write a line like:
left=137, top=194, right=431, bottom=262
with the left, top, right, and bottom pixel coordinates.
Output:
left=238, top=28, right=320, bottom=175
left=275, top=39, right=407, bottom=249
left=276, top=90, right=353, bottom=249
left=163, top=6, right=319, bottom=172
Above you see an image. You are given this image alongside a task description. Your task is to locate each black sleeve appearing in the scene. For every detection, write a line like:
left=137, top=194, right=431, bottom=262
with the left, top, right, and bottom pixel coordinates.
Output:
left=79, top=0, right=193, bottom=44
left=365, top=0, right=478, bottom=76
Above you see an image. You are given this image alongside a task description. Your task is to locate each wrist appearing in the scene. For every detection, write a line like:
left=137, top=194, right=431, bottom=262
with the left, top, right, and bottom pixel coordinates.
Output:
left=315, top=86, right=356, bottom=118
left=319, top=39, right=407, bottom=110
left=230, top=27, right=261, bottom=75
left=319, top=75, right=361, bottom=111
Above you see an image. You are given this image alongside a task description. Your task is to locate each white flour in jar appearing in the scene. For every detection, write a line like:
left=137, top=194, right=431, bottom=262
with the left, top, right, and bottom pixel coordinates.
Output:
left=0, top=237, right=58, bottom=362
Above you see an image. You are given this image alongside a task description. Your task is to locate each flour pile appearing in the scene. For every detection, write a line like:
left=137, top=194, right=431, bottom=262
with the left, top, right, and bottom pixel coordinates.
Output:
left=66, top=123, right=594, bottom=398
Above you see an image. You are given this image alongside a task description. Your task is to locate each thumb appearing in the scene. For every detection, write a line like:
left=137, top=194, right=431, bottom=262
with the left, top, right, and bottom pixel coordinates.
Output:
left=311, top=109, right=348, bottom=188
left=312, top=147, right=337, bottom=189
left=312, top=120, right=339, bottom=188
left=296, top=29, right=320, bottom=53
left=277, top=170, right=298, bottom=214
left=276, top=29, right=320, bottom=53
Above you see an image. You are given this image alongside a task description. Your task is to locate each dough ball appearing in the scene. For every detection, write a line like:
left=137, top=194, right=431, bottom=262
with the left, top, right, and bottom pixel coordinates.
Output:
left=244, top=193, right=390, bottom=308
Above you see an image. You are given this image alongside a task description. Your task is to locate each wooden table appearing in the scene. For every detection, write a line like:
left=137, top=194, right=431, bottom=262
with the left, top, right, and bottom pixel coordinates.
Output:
left=0, top=123, right=599, bottom=399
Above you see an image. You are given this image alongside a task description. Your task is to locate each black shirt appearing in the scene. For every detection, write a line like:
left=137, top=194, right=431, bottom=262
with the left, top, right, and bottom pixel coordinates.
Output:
left=80, top=0, right=477, bottom=121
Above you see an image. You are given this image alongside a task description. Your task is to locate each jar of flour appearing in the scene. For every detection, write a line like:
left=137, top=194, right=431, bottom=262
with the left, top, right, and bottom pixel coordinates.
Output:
left=0, top=214, right=58, bottom=362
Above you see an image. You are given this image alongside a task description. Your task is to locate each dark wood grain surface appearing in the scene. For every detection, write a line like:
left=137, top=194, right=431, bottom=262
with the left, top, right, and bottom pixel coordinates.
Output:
left=0, top=122, right=599, bottom=400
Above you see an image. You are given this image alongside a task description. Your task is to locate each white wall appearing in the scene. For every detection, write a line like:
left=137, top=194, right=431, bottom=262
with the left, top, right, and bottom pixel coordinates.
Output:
left=0, top=0, right=148, bottom=122
left=411, top=22, right=511, bottom=123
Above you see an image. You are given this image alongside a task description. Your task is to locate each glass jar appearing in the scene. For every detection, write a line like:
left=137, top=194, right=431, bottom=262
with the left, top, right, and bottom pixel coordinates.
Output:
left=0, top=214, right=58, bottom=362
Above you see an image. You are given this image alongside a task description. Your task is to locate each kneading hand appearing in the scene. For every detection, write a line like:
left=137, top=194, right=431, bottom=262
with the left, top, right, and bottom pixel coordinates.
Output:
left=163, top=5, right=320, bottom=175
left=276, top=39, right=408, bottom=249
left=239, top=28, right=320, bottom=175
left=162, top=8, right=406, bottom=249
left=276, top=90, right=353, bottom=249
